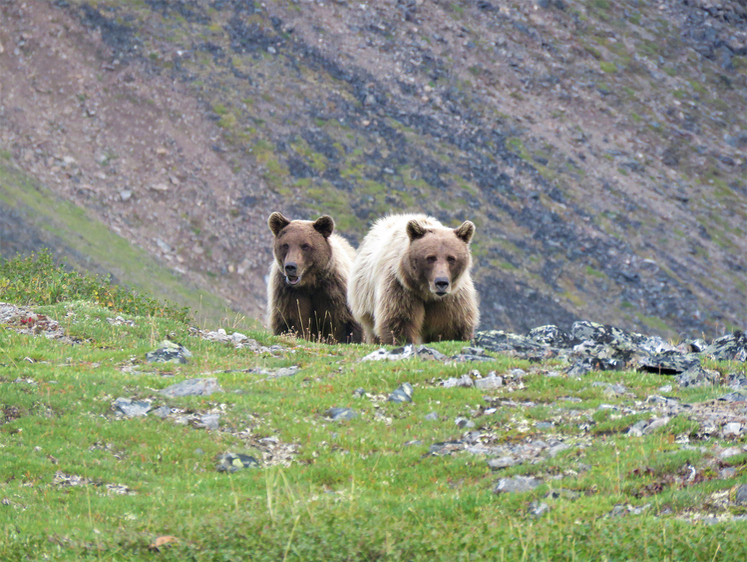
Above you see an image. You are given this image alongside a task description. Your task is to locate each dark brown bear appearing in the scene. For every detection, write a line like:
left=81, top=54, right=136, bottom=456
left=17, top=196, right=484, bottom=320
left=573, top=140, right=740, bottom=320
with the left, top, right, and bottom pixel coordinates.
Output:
left=348, top=213, right=479, bottom=344
left=266, top=212, right=362, bottom=343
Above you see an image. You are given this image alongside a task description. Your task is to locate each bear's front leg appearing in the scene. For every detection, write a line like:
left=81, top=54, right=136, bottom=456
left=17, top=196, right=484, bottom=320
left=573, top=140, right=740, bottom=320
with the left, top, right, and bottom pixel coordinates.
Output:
left=374, top=282, right=425, bottom=345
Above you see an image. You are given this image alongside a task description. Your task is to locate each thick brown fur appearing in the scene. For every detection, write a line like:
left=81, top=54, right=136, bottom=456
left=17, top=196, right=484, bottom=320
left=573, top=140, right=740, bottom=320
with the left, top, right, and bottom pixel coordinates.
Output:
left=266, top=212, right=362, bottom=344
left=348, top=214, right=479, bottom=345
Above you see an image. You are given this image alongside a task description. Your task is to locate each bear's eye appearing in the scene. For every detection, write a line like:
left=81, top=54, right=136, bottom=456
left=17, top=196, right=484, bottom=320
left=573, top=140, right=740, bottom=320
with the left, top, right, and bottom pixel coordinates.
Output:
left=426, top=255, right=437, bottom=264
left=281, top=243, right=289, bottom=252
left=301, top=243, right=311, bottom=251
left=447, top=256, right=456, bottom=264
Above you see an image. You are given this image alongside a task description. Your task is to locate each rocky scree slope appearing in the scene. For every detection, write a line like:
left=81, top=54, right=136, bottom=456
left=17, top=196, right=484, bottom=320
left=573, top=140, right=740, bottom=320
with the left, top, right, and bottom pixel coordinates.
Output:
left=0, top=0, right=746, bottom=338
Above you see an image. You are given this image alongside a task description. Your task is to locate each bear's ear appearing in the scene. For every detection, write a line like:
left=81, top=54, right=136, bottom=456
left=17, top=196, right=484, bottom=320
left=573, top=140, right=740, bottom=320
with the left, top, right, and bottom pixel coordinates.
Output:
left=313, top=215, right=335, bottom=238
left=406, top=220, right=427, bottom=241
left=454, top=221, right=475, bottom=244
left=268, top=212, right=291, bottom=236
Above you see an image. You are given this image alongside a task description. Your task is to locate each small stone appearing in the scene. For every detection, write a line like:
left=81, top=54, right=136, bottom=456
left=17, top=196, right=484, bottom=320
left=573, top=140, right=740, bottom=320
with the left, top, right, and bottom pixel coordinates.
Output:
left=487, top=456, right=519, bottom=469
left=547, top=443, right=570, bottom=457
left=424, top=411, right=439, bottom=421
left=734, top=484, right=747, bottom=505
left=723, top=422, right=742, bottom=436
left=326, top=407, right=358, bottom=421
left=199, top=414, right=220, bottom=431
left=216, top=453, right=259, bottom=472
left=146, top=340, right=192, bottom=364
left=719, top=447, right=743, bottom=460
left=474, top=374, right=503, bottom=390
left=529, top=501, right=550, bottom=518
left=718, top=391, right=747, bottom=402
left=113, top=397, right=151, bottom=417
left=274, top=366, right=299, bottom=377
left=455, top=417, right=475, bottom=429
left=643, top=417, right=671, bottom=434
left=493, top=476, right=543, bottom=494
left=627, top=420, right=648, bottom=437
left=388, top=382, right=414, bottom=403
left=152, top=405, right=171, bottom=418
left=160, top=378, right=221, bottom=398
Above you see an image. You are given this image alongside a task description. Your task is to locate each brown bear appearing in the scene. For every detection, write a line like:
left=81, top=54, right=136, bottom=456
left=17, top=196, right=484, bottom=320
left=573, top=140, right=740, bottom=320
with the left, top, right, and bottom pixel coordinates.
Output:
left=266, top=212, right=362, bottom=343
left=348, top=213, right=479, bottom=345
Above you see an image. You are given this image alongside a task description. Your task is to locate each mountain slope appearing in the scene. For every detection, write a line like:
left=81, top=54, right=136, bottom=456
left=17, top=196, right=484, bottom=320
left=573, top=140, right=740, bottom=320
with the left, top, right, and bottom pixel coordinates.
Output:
left=1, top=0, right=745, bottom=337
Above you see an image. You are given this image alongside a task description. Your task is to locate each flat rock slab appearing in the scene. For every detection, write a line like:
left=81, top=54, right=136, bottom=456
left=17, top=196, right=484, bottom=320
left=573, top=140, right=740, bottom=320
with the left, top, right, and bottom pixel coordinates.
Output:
left=113, top=397, right=152, bottom=417
left=494, top=476, right=544, bottom=494
left=160, top=377, right=222, bottom=398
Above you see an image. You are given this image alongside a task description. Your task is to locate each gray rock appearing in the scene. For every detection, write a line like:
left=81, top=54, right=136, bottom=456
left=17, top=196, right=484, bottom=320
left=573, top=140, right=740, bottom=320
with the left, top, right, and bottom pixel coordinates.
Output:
left=718, top=391, right=747, bottom=402
left=160, top=377, right=222, bottom=398
left=718, top=447, right=743, bottom=460
left=326, top=407, right=358, bottom=421
left=455, top=417, right=475, bottom=429
left=627, top=420, right=649, bottom=437
left=704, top=331, right=747, bottom=362
left=676, top=366, right=720, bottom=388
left=645, top=395, right=680, bottom=407
left=146, top=340, right=192, bottom=364
left=528, top=501, right=551, bottom=518
left=493, top=476, right=543, bottom=494
left=443, top=374, right=474, bottom=388
left=428, top=440, right=462, bottom=456
left=474, top=373, right=503, bottom=390
left=487, top=456, right=520, bottom=469
left=528, top=325, right=577, bottom=347
left=113, top=397, right=151, bottom=417
left=451, top=347, right=496, bottom=362
left=216, top=453, right=259, bottom=472
left=274, top=366, right=300, bottom=378
left=735, top=484, right=747, bottom=505
left=199, top=413, right=220, bottom=430
left=424, top=411, right=439, bottom=421
left=547, top=443, right=570, bottom=457
left=360, top=345, right=446, bottom=362
left=722, top=422, right=742, bottom=436
left=637, top=351, right=700, bottom=375
left=152, top=405, right=171, bottom=418
left=388, top=382, right=414, bottom=403
left=643, top=417, right=671, bottom=434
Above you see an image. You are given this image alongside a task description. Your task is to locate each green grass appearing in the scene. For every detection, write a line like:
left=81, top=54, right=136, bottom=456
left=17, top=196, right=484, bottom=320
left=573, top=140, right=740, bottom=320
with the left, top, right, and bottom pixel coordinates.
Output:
left=1, top=260, right=747, bottom=560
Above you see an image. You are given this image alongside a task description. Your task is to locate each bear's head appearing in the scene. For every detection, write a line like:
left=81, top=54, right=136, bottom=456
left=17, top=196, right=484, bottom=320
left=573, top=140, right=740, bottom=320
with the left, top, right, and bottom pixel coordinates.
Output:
left=404, top=219, right=475, bottom=298
left=268, top=212, right=335, bottom=288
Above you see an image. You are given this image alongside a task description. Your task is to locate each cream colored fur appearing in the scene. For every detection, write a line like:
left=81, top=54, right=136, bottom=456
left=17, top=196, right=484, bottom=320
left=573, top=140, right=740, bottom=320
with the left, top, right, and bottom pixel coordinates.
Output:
left=348, top=213, right=479, bottom=344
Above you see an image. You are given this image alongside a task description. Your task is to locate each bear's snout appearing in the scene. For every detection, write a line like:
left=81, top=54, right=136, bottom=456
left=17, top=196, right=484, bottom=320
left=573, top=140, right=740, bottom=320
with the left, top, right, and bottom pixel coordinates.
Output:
left=284, top=262, right=301, bottom=285
left=433, top=277, right=450, bottom=296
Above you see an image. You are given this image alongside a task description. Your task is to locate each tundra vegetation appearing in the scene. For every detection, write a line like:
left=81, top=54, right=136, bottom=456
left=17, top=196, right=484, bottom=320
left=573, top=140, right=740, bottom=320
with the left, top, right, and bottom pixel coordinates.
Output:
left=1, top=253, right=746, bottom=561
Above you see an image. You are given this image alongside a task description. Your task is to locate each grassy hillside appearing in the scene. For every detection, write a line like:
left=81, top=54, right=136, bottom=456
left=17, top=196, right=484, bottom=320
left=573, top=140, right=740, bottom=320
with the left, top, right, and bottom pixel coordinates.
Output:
left=0, top=157, right=246, bottom=328
left=1, top=263, right=746, bottom=560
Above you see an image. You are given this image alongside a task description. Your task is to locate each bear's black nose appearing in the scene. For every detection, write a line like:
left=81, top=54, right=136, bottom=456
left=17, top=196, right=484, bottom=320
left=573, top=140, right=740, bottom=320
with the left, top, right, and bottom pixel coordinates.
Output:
left=434, top=278, right=450, bottom=293
left=285, top=263, right=297, bottom=275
